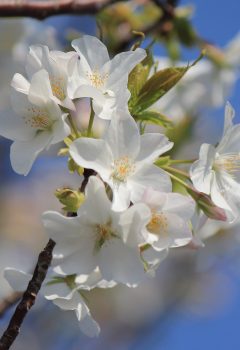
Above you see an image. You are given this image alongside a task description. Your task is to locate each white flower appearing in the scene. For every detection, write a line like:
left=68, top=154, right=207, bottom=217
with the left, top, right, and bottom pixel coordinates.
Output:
left=42, top=176, right=151, bottom=286
left=69, top=113, right=173, bottom=211
left=71, top=35, right=146, bottom=119
left=190, top=102, right=240, bottom=222
left=4, top=268, right=100, bottom=337
left=140, top=188, right=194, bottom=251
left=0, top=69, right=70, bottom=175
left=23, top=44, right=78, bottom=110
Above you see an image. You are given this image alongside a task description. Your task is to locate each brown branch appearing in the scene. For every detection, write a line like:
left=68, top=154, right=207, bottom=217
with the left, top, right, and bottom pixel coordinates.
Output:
left=0, top=293, right=22, bottom=319
left=0, top=239, right=56, bottom=350
left=0, top=0, right=122, bottom=19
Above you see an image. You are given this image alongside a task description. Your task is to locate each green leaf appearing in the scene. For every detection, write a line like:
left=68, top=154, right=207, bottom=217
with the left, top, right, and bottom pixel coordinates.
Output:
left=134, top=111, right=174, bottom=129
left=133, top=66, right=189, bottom=113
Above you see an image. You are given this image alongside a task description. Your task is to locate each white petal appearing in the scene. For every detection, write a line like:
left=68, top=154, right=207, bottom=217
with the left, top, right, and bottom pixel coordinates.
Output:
left=210, top=172, right=233, bottom=212
left=53, top=289, right=82, bottom=310
left=223, top=101, right=235, bottom=135
left=98, top=239, right=145, bottom=286
left=111, top=183, right=131, bottom=212
left=105, top=48, right=146, bottom=89
left=79, top=313, right=100, bottom=337
left=73, top=84, right=105, bottom=102
left=28, top=69, right=52, bottom=105
left=43, top=280, right=71, bottom=300
left=141, top=247, right=168, bottom=270
left=53, top=237, right=97, bottom=276
left=217, top=124, right=240, bottom=155
left=163, top=193, right=195, bottom=221
left=26, top=45, right=43, bottom=78
left=51, top=114, right=71, bottom=144
left=11, top=73, right=29, bottom=94
left=69, top=138, right=112, bottom=181
left=4, top=268, right=32, bottom=292
left=81, top=176, right=111, bottom=224
left=129, top=164, right=172, bottom=203
left=92, top=94, right=116, bottom=120
left=42, top=211, right=83, bottom=242
left=0, top=106, right=35, bottom=142
left=10, top=132, right=52, bottom=175
left=119, top=203, right=151, bottom=247
left=72, top=35, right=109, bottom=71
left=190, top=143, right=216, bottom=194
left=136, top=133, right=173, bottom=164
left=104, top=114, right=140, bottom=160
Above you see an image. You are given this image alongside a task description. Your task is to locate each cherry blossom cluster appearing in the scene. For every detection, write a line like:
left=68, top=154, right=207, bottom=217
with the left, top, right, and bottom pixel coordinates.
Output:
left=1, top=35, right=240, bottom=337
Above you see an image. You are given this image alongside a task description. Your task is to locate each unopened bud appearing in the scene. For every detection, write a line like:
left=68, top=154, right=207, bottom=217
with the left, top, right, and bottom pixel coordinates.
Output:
left=55, top=188, right=85, bottom=213
left=187, top=188, right=227, bottom=221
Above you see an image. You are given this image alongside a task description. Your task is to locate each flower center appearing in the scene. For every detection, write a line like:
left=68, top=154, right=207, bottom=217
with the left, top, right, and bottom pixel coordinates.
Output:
left=87, top=70, right=108, bottom=89
left=214, top=153, right=240, bottom=176
left=111, top=156, right=135, bottom=183
left=147, top=210, right=168, bottom=236
left=95, top=222, right=117, bottom=251
left=49, top=75, right=66, bottom=101
left=24, top=107, right=53, bottom=130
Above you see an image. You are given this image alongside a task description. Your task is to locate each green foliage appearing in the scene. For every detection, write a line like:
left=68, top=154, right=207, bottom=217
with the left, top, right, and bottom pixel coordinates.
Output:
left=135, top=111, right=174, bottom=129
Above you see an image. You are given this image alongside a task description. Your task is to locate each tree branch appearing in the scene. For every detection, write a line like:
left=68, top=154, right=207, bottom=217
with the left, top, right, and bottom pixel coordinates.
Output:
left=0, top=239, right=56, bottom=350
left=0, top=0, right=121, bottom=20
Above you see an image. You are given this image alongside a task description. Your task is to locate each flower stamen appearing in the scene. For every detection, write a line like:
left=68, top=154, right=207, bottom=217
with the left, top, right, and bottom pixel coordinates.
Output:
left=24, top=107, right=52, bottom=130
left=147, top=210, right=168, bottom=236
left=111, top=156, right=135, bottom=183
left=214, top=153, right=240, bottom=177
left=87, top=70, right=108, bottom=89
left=49, top=75, right=66, bottom=101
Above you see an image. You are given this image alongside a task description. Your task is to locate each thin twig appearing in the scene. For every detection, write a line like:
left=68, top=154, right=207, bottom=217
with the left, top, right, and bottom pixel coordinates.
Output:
left=0, top=239, right=56, bottom=350
left=0, top=0, right=121, bottom=19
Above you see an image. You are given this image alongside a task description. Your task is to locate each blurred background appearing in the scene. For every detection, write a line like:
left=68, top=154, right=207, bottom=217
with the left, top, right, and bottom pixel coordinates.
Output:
left=1, top=0, right=240, bottom=349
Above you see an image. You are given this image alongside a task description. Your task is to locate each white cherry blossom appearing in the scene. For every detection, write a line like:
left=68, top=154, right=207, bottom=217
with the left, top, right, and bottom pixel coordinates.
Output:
left=0, top=69, right=70, bottom=175
left=4, top=268, right=100, bottom=337
left=190, top=102, right=240, bottom=222
left=13, top=45, right=77, bottom=110
left=69, top=113, right=173, bottom=211
left=42, top=176, right=151, bottom=286
left=26, top=45, right=78, bottom=110
left=71, top=35, right=146, bottom=119
left=140, top=188, right=194, bottom=251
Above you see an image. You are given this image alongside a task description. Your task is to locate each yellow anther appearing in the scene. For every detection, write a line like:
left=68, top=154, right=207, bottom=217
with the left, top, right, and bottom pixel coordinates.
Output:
left=49, top=75, right=66, bottom=101
left=111, top=156, right=135, bottom=183
left=87, top=70, right=108, bottom=89
left=24, top=107, right=52, bottom=130
left=214, top=153, right=240, bottom=177
left=147, top=210, right=168, bottom=236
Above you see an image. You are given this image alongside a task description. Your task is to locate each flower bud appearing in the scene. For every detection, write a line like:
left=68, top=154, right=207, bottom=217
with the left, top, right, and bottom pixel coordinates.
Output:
left=187, top=188, right=227, bottom=221
left=55, top=188, right=85, bottom=213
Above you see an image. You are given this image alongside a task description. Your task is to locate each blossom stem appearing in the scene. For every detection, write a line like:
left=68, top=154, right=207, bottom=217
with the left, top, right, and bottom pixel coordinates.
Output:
left=166, top=171, right=193, bottom=191
left=162, top=166, right=190, bottom=178
left=87, top=100, right=95, bottom=137
left=68, top=114, right=79, bottom=139
left=169, top=159, right=195, bottom=165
